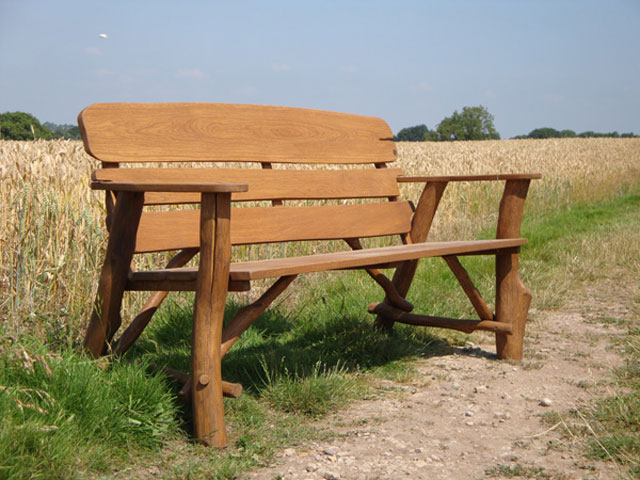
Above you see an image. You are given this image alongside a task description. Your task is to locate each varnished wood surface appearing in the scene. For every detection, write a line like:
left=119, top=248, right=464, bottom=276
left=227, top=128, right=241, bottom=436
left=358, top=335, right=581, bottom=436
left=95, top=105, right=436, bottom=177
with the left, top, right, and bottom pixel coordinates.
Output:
left=91, top=180, right=248, bottom=193
left=79, top=103, right=397, bottom=164
left=369, top=302, right=513, bottom=334
left=191, top=192, right=231, bottom=447
left=129, top=239, right=526, bottom=283
left=83, top=191, right=144, bottom=357
left=398, top=173, right=541, bottom=182
left=134, top=202, right=414, bottom=253
left=93, top=167, right=403, bottom=203
left=495, top=179, right=533, bottom=360
left=442, top=255, right=494, bottom=321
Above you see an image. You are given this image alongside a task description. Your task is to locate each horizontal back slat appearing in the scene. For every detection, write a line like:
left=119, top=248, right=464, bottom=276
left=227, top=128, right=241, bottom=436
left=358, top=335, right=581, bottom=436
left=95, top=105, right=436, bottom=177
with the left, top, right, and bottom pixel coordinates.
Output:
left=135, top=202, right=413, bottom=253
left=79, top=103, right=397, bottom=164
left=93, top=168, right=402, bottom=204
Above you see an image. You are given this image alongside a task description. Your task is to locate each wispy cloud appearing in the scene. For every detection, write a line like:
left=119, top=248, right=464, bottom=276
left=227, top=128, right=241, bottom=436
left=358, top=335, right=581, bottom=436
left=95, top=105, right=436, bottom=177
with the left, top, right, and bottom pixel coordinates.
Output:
left=175, top=68, right=210, bottom=81
left=411, top=81, right=433, bottom=92
left=271, top=62, right=292, bottom=72
left=84, top=46, right=102, bottom=55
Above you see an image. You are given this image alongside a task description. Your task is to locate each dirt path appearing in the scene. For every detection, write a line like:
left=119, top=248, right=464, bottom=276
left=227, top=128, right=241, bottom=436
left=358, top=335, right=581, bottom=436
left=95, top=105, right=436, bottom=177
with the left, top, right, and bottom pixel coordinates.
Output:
left=244, top=279, right=636, bottom=480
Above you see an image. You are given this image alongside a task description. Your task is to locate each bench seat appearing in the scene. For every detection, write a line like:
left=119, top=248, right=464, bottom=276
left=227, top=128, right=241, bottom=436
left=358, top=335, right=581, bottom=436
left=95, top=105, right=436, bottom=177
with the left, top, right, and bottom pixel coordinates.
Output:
left=128, top=238, right=526, bottom=290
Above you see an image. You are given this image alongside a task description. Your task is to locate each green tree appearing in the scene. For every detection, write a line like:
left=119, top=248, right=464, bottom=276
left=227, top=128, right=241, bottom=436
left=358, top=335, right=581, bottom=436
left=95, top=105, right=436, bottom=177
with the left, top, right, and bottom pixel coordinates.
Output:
left=559, top=129, right=576, bottom=138
left=44, top=122, right=82, bottom=140
left=528, top=127, right=560, bottom=139
left=394, top=124, right=429, bottom=142
left=0, top=112, right=53, bottom=140
left=433, top=105, right=500, bottom=141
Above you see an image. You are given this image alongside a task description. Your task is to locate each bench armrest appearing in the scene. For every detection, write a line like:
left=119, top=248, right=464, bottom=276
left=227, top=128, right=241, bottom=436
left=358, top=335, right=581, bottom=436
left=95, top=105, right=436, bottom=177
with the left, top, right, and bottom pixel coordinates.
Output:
left=408, top=175, right=538, bottom=244
left=398, top=173, right=541, bottom=183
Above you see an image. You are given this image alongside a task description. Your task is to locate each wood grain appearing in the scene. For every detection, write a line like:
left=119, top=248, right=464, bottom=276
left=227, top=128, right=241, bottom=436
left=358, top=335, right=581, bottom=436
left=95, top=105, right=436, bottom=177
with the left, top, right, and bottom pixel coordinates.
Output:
left=79, top=103, right=397, bottom=164
left=128, top=239, right=526, bottom=283
left=495, top=179, right=533, bottom=360
left=93, top=167, right=403, bottom=203
left=133, top=202, right=414, bottom=253
left=398, top=174, right=541, bottom=183
left=191, top=192, right=232, bottom=447
left=83, top=191, right=144, bottom=357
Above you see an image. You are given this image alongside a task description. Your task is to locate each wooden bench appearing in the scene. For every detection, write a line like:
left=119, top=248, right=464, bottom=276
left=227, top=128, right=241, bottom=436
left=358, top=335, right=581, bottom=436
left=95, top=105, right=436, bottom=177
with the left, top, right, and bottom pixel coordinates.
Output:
left=78, top=103, right=540, bottom=447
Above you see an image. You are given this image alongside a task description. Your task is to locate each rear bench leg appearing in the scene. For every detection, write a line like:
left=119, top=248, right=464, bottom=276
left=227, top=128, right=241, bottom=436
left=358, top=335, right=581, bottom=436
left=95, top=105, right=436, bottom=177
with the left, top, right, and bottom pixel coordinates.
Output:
left=191, top=192, right=232, bottom=447
left=494, top=179, right=533, bottom=361
left=84, top=191, right=144, bottom=358
left=495, top=251, right=532, bottom=360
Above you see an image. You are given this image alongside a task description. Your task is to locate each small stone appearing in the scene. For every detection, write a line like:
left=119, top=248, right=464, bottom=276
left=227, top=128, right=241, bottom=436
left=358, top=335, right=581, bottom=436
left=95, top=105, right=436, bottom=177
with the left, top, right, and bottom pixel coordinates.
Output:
left=323, top=447, right=339, bottom=456
left=540, top=398, right=553, bottom=407
left=415, top=460, right=428, bottom=468
left=494, top=412, right=511, bottom=420
left=284, top=448, right=296, bottom=457
left=464, top=411, right=474, bottom=417
left=474, top=385, right=487, bottom=394
left=322, top=471, right=340, bottom=480
left=465, top=420, right=475, bottom=426
left=306, top=464, right=318, bottom=472
left=430, top=454, right=442, bottom=462
left=414, top=447, right=424, bottom=453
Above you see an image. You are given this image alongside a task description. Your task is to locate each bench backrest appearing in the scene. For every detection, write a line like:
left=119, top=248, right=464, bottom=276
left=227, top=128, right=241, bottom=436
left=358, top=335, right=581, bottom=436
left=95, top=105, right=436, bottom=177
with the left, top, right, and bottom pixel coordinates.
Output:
left=79, top=103, right=411, bottom=253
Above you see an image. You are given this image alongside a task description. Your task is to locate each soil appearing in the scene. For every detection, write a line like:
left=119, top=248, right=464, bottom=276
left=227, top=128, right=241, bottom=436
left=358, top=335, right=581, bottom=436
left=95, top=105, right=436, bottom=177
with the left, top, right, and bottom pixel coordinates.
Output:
left=244, top=278, right=637, bottom=480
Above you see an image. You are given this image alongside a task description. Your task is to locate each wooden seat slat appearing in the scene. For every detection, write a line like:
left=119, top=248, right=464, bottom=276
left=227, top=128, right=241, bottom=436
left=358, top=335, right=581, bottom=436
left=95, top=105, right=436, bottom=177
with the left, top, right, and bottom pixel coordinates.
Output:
left=134, top=201, right=414, bottom=253
left=79, top=103, right=397, bottom=164
left=93, top=167, right=403, bottom=204
left=128, top=239, right=525, bottom=283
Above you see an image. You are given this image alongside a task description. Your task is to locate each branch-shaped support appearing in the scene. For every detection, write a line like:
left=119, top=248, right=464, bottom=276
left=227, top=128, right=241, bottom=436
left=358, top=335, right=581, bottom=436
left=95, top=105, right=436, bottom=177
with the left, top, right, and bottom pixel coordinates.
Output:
left=344, top=238, right=413, bottom=312
left=113, top=247, right=199, bottom=356
left=84, top=191, right=145, bottom=357
left=375, top=180, right=448, bottom=329
left=494, top=179, right=533, bottom=360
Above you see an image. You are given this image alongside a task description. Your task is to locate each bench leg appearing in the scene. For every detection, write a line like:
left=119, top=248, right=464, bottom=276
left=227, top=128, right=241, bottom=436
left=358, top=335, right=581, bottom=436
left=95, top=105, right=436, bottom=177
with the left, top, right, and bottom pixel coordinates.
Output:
left=494, top=252, right=532, bottom=361
left=84, top=191, right=144, bottom=358
left=191, top=192, right=231, bottom=447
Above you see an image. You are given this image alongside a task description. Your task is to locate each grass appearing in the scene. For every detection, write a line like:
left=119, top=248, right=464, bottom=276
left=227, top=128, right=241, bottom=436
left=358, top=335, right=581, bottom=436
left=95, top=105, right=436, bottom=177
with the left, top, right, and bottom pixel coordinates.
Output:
left=1, top=138, right=639, bottom=478
left=0, top=342, right=178, bottom=479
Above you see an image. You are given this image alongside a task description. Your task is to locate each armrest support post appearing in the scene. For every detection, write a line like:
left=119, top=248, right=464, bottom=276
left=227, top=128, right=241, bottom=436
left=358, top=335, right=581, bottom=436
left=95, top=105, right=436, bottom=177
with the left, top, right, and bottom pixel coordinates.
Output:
left=191, top=191, right=232, bottom=447
left=497, top=179, right=531, bottom=239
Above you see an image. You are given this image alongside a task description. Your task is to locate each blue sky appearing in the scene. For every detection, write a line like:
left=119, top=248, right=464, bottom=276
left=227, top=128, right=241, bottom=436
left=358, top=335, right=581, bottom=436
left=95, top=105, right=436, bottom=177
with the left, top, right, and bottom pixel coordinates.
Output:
left=1, top=0, right=639, bottom=138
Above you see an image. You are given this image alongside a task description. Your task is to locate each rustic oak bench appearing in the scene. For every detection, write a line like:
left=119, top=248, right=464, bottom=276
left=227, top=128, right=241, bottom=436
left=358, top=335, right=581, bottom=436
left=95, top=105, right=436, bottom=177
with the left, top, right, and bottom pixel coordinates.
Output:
left=79, top=103, right=540, bottom=447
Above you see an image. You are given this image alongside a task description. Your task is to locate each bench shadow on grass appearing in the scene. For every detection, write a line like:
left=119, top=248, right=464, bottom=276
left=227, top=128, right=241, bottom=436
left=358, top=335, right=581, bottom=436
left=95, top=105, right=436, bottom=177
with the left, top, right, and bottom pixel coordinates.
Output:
left=125, top=297, right=453, bottom=433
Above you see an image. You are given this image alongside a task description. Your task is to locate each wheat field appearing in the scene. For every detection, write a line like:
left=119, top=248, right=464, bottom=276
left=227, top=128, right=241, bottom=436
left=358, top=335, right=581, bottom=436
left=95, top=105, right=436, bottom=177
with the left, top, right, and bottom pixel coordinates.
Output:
left=1, top=138, right=639, bottom=340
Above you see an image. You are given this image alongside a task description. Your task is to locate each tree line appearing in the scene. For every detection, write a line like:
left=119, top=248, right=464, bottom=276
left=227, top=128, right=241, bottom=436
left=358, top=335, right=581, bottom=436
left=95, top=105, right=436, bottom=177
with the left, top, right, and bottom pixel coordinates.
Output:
left=2, top=108, right=636, bottom=142
left=513, top=127, right=637, bottom=139
left=395, top=105, right=637, bottom=141
left=0, top=112, right=81, bottom=140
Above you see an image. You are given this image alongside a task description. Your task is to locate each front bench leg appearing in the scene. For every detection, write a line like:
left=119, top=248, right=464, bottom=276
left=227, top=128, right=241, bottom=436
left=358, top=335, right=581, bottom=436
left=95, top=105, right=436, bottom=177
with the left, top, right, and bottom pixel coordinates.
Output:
left=495, top=179, right=532, bottom=360
left=191, top=191, right=232, bottom=447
